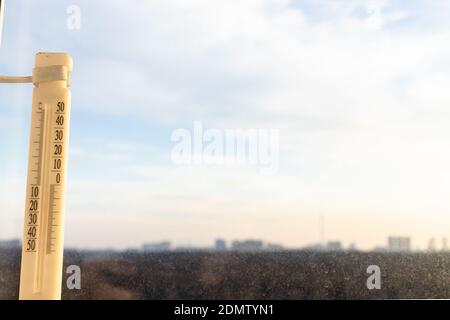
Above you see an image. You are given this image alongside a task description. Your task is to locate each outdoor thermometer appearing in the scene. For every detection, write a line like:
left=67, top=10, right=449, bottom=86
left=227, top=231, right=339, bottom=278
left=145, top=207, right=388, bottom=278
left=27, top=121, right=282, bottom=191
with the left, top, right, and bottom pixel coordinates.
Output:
left=1, top=52, right=73, bottom=300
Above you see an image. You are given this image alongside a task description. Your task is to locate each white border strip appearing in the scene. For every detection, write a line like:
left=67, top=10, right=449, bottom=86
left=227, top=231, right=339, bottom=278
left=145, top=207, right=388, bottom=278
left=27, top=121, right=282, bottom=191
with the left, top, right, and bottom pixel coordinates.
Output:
left=0, top=0, right=4, bottom=47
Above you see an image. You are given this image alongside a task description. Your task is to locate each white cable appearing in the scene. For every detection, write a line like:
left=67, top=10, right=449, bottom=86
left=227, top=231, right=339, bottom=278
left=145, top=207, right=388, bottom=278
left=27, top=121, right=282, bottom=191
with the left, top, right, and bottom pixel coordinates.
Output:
left=0, top=75, right=33, bottom=83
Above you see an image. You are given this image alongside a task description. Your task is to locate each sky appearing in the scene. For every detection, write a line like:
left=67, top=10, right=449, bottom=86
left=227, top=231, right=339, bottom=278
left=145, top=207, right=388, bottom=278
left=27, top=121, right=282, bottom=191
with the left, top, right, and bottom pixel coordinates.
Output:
left=1, top=0, right=450, bottom=250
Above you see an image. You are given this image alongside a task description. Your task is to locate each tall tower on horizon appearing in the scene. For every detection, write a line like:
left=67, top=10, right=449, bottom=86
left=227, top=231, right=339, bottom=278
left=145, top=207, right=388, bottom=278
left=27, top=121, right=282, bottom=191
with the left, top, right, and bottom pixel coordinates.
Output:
left=319, top=213, right=325, bottom=247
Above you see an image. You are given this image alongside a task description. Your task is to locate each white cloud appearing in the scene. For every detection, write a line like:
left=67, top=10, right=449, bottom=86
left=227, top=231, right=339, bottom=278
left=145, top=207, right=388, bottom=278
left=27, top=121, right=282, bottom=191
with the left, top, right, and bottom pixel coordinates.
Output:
left=57, top=0, right=449, bottom=131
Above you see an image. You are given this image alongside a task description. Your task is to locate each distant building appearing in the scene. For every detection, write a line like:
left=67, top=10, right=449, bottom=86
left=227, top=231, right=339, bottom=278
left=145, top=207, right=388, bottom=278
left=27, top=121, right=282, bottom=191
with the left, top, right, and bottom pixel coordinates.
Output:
left=347, top=243, right=357, bottom=251
left=266, top=243, right=284, bottom=251
left=173, top=246, right=208, bottom=252
left=215, top=239, right=227, bottom=251
left=142, top=241, right=171, bottom=252
left=0, top=239, right=21, bottom=248
left=300, top=241, right=343, bottom=252
left=325, top=241, right=342, bottom=251
left=301, top=243, right=324, bottom=251
left=428, top=238, right=436, bottom=252
left=442, top=238, right=448, bottom=252
left=231, top=240, right=263, bottom=252
left=373, top=246, right=387, bottom=252
left=428, top=237, right=449, bottom=252
left=388, top=237, right=411, bottom=252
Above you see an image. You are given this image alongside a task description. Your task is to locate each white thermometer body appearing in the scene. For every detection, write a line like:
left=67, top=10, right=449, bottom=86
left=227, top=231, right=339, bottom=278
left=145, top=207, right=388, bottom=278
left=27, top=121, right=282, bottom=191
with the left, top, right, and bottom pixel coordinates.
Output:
left=19, top=52, right=72, bottom=300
